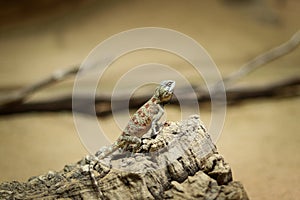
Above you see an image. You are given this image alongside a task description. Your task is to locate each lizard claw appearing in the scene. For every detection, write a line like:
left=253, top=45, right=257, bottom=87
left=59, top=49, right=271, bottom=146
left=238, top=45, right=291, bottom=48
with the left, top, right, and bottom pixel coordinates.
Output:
left=151, top=122, right=164, bottom=138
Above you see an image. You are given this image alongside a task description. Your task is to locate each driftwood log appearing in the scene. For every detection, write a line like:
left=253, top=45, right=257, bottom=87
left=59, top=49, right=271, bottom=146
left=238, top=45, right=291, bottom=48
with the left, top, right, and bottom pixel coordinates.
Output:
left=0, top=115, right=249, bottom=200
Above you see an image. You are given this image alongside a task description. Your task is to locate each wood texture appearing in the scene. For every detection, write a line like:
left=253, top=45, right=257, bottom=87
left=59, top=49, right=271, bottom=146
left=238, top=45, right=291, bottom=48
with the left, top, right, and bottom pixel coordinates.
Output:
left=0, top=115, right=249, bottom=200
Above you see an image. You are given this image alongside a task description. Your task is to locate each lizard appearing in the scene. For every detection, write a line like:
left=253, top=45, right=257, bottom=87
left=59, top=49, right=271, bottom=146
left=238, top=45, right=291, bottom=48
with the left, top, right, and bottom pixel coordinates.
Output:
left=87, top=80, right=175, bottom=195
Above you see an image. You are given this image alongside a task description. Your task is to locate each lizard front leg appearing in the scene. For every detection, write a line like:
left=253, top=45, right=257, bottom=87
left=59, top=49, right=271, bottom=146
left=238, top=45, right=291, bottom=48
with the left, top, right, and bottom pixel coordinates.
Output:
left=150, top=105, right=164, bottom=138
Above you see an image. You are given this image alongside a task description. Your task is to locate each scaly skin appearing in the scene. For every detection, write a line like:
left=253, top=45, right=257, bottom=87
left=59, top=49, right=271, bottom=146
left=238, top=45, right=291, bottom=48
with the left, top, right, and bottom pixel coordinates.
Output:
left=98, top=79, right=175, bottom=158
left=88, top=80, right=175, bottom=195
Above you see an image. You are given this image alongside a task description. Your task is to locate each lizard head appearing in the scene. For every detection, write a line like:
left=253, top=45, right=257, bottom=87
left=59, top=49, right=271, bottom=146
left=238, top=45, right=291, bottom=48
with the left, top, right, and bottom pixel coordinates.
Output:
left=155, top=80, right=175, bottom=103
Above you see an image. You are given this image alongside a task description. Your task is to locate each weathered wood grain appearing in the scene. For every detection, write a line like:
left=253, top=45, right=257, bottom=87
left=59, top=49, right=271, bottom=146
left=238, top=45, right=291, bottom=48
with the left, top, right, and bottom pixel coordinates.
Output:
left=0, top=115, right=248, bottom=200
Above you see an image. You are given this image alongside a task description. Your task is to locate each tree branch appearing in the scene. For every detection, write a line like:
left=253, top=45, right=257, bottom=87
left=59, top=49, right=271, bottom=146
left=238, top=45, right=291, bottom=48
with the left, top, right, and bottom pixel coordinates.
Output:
left=0, top=66, right=79, bottom=106
left=221, top=30, right=300, bottom=87
left=0, top=76, right=298, bottom=116
left=0, top=30, right=299, bottom=115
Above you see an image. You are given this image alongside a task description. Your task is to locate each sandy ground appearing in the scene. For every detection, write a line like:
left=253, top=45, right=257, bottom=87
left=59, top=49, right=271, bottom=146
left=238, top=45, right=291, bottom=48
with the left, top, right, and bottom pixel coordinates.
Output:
left=0, top=1, right=299, bottom=199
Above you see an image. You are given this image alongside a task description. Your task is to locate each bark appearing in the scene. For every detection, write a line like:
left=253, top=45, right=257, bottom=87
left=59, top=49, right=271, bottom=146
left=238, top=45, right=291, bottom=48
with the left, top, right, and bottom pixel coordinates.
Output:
left=0, top=115, right=249, bottom=200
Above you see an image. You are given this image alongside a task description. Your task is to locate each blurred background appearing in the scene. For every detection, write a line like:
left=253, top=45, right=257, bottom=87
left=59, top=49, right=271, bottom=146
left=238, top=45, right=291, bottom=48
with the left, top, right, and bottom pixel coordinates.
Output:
left=0, top=0, right=299, bottom=199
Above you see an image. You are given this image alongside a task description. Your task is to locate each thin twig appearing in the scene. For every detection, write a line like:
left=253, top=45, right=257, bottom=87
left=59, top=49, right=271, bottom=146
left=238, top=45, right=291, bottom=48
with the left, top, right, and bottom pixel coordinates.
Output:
left=0, top=66, right=79, bottom=106
left=0, top=57, right=113, bottom=106
left=220, top=30, right=300, bottom=88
